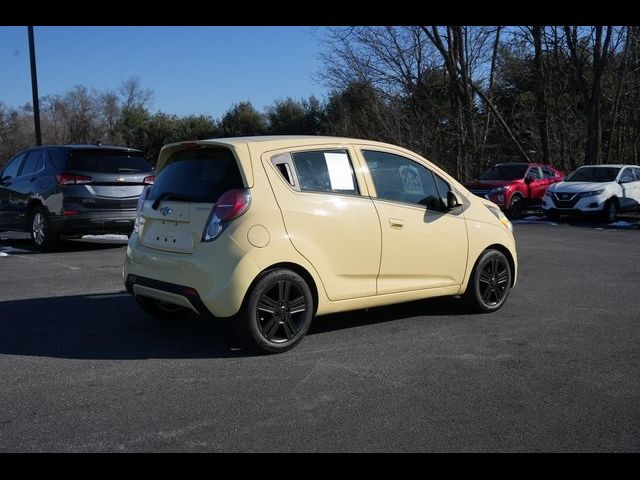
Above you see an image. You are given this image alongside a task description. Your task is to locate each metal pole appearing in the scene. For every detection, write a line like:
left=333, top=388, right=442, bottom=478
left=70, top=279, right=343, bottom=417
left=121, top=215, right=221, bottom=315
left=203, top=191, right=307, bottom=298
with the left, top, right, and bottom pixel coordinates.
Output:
left=28, top=26, right=42, bottom=146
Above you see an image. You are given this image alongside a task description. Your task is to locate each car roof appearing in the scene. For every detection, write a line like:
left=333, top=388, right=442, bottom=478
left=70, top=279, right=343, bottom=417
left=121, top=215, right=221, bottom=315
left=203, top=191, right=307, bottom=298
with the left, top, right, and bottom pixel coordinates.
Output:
left=191, top=135, right=392, bottom=148
left=576, top=164, right=633, bottom=168
left=46, top=144, right=143, bottom=153
left=157, top=135, right=458, bottom=190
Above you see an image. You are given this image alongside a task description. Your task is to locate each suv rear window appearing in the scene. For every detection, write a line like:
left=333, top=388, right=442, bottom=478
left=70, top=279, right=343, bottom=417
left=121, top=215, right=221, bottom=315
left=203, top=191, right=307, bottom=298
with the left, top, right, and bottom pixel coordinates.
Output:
left=68, top=150, right=152, bottom=173
left=148, top=147, right=244, bottom=203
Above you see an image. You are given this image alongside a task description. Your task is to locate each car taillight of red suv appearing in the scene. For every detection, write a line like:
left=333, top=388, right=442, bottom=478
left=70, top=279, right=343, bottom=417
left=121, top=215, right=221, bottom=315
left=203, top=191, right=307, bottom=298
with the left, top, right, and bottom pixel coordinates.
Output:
left=463, top=162, right=564, bottom=219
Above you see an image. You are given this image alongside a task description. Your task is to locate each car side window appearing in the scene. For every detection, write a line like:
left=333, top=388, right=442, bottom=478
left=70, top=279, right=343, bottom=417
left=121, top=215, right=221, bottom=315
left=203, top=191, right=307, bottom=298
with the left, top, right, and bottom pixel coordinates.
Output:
left=619, top=168, right=632, bottom=182
left=47, top=148, right=68, bottom=170
left=290, top=149, right=359, bottom=196
left=433, top=173, right=451, bottom=206
left=527, top=167, right=542, bottom=180
left=1, top=153, right=27, bottom=180
left=362, top=149, right=444, bottom=211
left=542, top=167, right=555, bottom=179
left=633, top=167, right=640, bottom=181
left=19, top=150, right=44, bottom=176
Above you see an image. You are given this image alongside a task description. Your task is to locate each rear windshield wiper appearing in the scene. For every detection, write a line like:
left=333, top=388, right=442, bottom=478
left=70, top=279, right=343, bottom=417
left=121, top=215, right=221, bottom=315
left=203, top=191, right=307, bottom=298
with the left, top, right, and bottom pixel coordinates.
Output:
left=151, top=191, right=198, bottom=210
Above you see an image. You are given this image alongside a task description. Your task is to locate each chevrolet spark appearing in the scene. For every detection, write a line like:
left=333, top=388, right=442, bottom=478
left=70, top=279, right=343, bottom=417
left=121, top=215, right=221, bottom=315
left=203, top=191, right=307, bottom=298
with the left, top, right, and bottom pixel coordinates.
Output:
left=124, top=136, right=517, bottom=353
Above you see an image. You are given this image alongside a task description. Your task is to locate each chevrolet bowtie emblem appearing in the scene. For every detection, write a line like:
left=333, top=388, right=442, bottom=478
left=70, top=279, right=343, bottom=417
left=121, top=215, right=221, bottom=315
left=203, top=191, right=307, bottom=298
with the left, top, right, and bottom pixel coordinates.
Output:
left=115, top=177, right=126, bottom=182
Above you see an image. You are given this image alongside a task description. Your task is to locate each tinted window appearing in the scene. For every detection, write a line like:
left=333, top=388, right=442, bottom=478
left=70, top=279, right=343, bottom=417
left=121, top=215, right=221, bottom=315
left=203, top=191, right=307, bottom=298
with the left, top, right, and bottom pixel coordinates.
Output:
left=620, top=168, right=633, bottom=181
left=2, top=153, right=26, bottom=179
left=565, top=167, right=620, bottom=182
left=68, top=150, right=152, bottom=173
left=542, top=167, right=555, bottom=178
left=47, top=148, right=68, bottom=170
left=291, top=150, right=359, bottom=195
left=634, top=168, right=640, bottom=181
left=20, top=150, right=43, bottom=176
left=362, top=150, right=443, bottom=210
left=479, top=164, right=528, bottom=180
left=527, top=167, right=542, bottom=180
left=148, top=147, right=244, bottom=203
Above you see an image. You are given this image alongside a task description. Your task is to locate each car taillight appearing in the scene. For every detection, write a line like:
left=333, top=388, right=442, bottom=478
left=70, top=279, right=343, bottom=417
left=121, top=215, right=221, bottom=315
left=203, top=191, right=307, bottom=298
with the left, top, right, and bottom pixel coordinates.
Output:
left=143, top=175, right=155, bottom=185
left=133, top=186, right=152, bottom=235
left=202, top=189, right=251, bottom=242
left=56, top=172, right=93, bottom=185
left=136, top=186, right=151, bottom=214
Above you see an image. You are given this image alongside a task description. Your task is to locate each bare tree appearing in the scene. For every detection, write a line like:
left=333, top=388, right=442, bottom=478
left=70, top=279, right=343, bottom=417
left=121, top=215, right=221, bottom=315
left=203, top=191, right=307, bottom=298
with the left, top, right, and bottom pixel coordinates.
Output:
left=564, top=26, right=623, bottom=163
left=119, top=76, right=153, bottom=110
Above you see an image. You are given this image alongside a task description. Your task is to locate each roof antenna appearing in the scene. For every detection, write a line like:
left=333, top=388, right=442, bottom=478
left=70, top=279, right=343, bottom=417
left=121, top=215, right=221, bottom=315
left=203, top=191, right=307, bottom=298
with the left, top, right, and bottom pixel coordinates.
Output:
left=95, top=139, right=102, bottom=146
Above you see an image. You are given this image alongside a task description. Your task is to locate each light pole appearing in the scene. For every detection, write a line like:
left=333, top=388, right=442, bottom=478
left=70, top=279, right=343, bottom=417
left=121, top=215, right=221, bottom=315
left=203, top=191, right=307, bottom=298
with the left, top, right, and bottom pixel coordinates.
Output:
left=28, top=26, right=42, bottom=146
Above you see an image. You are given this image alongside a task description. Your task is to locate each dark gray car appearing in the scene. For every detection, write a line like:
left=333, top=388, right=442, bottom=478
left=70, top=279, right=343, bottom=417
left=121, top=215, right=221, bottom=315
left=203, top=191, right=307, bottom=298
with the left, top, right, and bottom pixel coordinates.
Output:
left=0, top=145, right=154, bottom=251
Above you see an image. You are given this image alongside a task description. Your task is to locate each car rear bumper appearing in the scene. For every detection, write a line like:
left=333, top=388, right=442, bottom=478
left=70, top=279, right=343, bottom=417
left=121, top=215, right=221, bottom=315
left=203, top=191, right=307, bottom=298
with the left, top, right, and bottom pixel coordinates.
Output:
left=124, top=233, right=262, bottom=318
left=50, top=210, right=136, bottom=235
left=125, top=274, right=213, bottom=318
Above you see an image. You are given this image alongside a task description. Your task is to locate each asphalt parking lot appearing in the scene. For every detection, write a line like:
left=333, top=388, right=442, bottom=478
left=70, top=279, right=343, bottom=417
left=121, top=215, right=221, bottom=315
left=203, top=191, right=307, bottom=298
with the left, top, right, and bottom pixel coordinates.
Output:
left=1, top=218, right=639, bottom=452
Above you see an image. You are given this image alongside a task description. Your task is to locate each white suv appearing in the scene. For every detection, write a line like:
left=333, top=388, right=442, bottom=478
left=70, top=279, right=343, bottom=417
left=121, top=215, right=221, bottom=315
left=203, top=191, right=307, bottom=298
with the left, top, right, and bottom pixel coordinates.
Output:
left=542, top=164, right=640, bottom=222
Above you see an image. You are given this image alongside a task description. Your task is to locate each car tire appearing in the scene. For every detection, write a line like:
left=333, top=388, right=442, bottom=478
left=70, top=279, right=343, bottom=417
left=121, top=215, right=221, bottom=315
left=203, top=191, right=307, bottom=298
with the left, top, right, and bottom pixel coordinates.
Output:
left=463, top=249, right=512, bottom=313
left=135, top=296, right=191, bottom=321
left=506, top=194, right=523, bottom=220
left=602, top=199, right=618, bottom=223
left=30, top=206, right=60, bottom=252
left=235, top=269, right=314, bottom=354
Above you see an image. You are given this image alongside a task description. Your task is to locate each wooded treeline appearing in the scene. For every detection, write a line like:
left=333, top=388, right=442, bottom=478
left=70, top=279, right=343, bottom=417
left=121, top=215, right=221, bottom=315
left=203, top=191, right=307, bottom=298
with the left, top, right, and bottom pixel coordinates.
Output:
left=1, top=26, right=639, bottom=180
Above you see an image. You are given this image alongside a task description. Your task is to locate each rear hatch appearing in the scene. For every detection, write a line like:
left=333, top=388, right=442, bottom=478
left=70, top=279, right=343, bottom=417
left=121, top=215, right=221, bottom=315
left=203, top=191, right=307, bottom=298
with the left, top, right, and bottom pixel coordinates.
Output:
left=63, top=149, right=154, bottom=210
left=138, top=145, right=245, bottom=254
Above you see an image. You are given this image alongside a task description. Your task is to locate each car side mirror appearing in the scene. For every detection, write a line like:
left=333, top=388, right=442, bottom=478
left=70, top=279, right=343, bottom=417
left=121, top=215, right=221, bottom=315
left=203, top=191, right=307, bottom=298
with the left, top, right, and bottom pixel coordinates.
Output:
left=619, top=175, right=634, bottom=184
left=446, top=190, right=460, bottom=209
left=1, top=175, right=10, bottom=184
left=524, top=176, right=534, bottom=185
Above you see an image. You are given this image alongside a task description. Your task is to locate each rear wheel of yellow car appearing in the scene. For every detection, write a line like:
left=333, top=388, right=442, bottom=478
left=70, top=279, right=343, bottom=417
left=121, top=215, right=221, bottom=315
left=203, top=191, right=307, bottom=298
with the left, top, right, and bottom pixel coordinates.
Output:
left=236, top=269, right=314, bottom=354
left=463, top=249, right=512, bottom=313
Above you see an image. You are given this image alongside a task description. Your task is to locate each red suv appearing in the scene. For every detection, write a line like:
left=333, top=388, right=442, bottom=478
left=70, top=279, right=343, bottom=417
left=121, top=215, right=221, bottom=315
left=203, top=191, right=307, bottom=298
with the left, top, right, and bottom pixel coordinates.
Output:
left=464, top=163, right=564, bottom=219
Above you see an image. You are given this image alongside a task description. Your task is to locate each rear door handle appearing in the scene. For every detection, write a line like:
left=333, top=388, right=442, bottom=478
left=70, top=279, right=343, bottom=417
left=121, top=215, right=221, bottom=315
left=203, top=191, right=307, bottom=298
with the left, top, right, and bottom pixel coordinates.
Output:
left=389, top=218, right=405, bottom=229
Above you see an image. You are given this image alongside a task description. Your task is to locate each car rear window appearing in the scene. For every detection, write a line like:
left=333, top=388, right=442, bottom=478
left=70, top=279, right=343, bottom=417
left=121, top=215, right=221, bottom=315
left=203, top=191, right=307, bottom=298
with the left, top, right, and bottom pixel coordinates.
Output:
left=148, top=147, right=244, bottom=203
left=68, top=150, right=152, bottom=173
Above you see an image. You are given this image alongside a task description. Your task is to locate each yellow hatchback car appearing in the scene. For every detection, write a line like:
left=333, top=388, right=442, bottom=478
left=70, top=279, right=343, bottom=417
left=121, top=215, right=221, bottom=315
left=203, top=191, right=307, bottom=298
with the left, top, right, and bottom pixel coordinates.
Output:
left=124, top=136, right=517, bottom=353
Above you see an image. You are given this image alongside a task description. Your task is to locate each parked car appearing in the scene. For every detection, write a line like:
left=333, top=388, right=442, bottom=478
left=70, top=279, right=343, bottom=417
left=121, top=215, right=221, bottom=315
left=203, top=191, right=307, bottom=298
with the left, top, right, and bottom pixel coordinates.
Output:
left=542, top=164, right=640, bottom=222
left=0, top=145, right=154, bottom=251
left=464, top=162, right=564, bottom=219
left=124, top=136, right=518, bottom=354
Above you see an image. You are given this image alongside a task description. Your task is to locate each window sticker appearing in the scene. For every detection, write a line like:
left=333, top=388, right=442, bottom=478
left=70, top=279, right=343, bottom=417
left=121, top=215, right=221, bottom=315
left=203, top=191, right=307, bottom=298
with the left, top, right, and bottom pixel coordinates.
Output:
left=324, top=152, right=355, bottom=190
left=399, top=165, right=423, bottom=194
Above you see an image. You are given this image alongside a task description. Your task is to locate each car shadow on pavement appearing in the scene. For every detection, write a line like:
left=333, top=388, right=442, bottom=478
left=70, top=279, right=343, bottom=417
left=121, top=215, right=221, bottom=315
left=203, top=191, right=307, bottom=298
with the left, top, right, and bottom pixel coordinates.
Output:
left=0, top=292, right=247, bottom=360
left=0, top=292, right=465, bottom=360
left=309, top=296, right=466, bottom=335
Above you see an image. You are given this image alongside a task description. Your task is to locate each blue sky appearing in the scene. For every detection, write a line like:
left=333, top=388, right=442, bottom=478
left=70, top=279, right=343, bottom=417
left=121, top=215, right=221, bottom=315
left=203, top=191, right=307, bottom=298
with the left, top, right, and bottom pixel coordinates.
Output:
left=0, top=26, right=330, bottom=118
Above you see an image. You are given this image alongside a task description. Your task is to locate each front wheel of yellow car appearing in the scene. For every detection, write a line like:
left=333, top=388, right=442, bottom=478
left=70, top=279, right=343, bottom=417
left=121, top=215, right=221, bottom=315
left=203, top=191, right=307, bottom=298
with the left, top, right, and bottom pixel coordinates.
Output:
left=235, top=269, right=314, bottom=354
left=463, top=249, right=512, bottom=313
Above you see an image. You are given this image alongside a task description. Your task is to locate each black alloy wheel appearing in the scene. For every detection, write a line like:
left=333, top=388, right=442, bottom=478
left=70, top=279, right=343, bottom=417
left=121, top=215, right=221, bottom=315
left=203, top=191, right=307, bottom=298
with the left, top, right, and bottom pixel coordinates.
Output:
left=257, top=280, right=308, bottom=343
left=464, top=249, right=512, bottom=313
left=236, top=269, right=314, bottom=354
